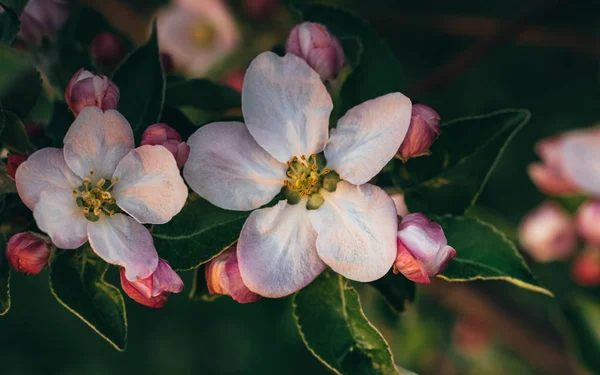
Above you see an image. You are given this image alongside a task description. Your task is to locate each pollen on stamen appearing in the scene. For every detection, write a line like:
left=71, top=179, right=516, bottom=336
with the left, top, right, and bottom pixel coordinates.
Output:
left=108, top=199, right=115, bottom=204
left=82, top=177, right=92, bottom=185
left=311, top=154, right=316, bottom=159
left=71, top=190, right=78, bottom=197
left=89, top=169, right=95, bottom=175
left=311, top=165, right=318, bottom=171
left=112, top=176, right=118, bottom=182
left=82, top=207, right=90, bottom=213
left=101, top=192, right=111, bottom=199
left=322, top=168, right=330, bottom=174
left=286, top=171, right=293, bottom=177
left=96, top=179, right=106, bottom=188
left=93, top=207, right=102, bottom=216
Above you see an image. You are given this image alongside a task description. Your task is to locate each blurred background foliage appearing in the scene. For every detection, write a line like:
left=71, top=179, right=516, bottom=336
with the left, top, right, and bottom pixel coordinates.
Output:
left=0, top=0, right=598, bottom=374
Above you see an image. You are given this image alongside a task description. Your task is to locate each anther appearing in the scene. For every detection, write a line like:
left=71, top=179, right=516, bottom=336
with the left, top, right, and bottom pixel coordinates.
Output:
left=101, top=192, right=111, bottom=199
left=286, top=171, right=293, bottom=177
left=93, top=207, right=102, bottom=216
left=301, top=155, right=306, bottom=161
left=108, top=199, right=115, bottom=204
left=292, top=156, right=298, bottom=162
left=311, top=154, right=316, bottom=159
left=71, top=190, right=78, bottom=197
left=82, top=178, right=92, bottom=185
left=89, top=169, right=95, bottom=175
left=82, top=207, right=90, bottom=213
left=286, top=161, right=292, bottom=168
left=322, top=168, right=330, bottom=174
left=311, top=165, right=318, bottom=171
left=300, top=192, right=306, bottom=197
left=96, top=179, right=106, bottom=188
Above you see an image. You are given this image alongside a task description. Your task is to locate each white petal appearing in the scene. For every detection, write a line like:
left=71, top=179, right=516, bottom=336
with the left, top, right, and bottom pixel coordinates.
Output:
left=183, top=122, right=287, bottom=211
left=15, top=148, right=81, bottom=210
left=325, top=93, right=412, bottom=185
left=242, top=52, right=333, bottom=162
left=111, top=145, right=188, bottom=225
left=63, top=107, right=134, bottom=180
left=33, top=188, right=88, bottom=249
left=310, top=181, right=398, bottom=281
left=87, top=213, right=159, bottom=281
left=237, top=201, right=326, bottom=297
left=561, top=129, right=600, bottom=196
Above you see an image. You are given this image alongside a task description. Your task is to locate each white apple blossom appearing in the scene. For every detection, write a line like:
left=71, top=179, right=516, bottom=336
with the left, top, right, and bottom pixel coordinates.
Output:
left=16, top=107, right=188, bottom=281
left=184, top=52, right=412, bottom=297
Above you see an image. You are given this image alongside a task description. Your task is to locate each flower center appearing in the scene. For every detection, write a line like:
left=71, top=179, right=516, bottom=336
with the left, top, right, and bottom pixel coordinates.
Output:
left=190, top=22, right=217, bottom=48
left=72, top=169, right=119, bottom=222
left=283, top=154, right=340, bottom=210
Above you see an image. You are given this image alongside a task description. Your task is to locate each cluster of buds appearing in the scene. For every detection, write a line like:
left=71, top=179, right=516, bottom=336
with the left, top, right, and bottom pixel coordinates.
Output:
left=120, top=259, right=184, bottom=308
left=65, top=68, right=120, bottom=116
left=6, top=232, right=51, bottom=274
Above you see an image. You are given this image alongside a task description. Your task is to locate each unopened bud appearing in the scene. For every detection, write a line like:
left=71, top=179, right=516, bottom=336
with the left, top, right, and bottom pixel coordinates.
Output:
left=571, top=249, right=600, bottom=287
left=285, top=22, right=344, bottom=81
left=6, top=153, right=29, bottom=180
left=6, top=232, right=51, bottom=274
left=89, top=32, right=127, bottom=69
left=394, top=213, right=456, bottom=283
left=205, top=246, right=261, bottom=303
left=527, top=137, right=578, bottom=196
left=518, top=202, right=577, bottom=262
left=23, top=121, right=44, bottom=139
left=141, top=123, right=190, bottom=168
left=65, top=68, right=120, bottom=116
left=243, top=0, right=280, bottom=20
left=576, top=200, right=600, bottom=248
left=390, top=193, right=409, bottom=217
left=120, top=259, right=184, bottom=308
left=396, top=104, right=440, bottom=162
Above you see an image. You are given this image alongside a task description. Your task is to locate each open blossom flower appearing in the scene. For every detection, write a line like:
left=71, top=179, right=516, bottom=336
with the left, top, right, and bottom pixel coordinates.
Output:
left=205, top=245, right=261, bottom=303
left=559, top=126, right=600, bottom=197
left=65, top=68, right=120, bottom=116
left=518, top=202, right=577, bottom=262
left=527, top=136, right=578, bottom=196
left=120, top=259, right=184, bottom=308
left=15, top=107, right=188, bottom=282
left=394, top=213, right=456, bottom=283
left=184, top=52, right=412, bottom=297
left=13, top=0, right=69, bottom=46
left=157, top=0, right=240, bottom=77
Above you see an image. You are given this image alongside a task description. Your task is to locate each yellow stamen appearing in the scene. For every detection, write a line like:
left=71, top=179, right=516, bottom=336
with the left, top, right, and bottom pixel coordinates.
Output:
left=89, top=169, right=95, bottom=175
left=101, top=192, right=111, bottom=199
left=96, top=179, right=106, bottom=188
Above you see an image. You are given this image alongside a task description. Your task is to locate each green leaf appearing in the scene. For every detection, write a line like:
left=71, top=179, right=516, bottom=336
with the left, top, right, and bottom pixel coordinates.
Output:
left=0, top=0, right=28, bottom=44
left=49, top=248, right=127, bottom=351
left=0, top=110, right=36, bottom=152
left=188, top=266, right=220, bottom=302
left=559, top=294, right=600, bottom=373
left=165, top=79, right=241, bottom=113
left=0, top=45, right=41, bottom=119
left=293, top=271, right=398, bottom=375
left=435, top=215, right=551, bottom=296
left=369, top=272, right=416, bottom=314
left=45, top=101, right=74, bottom=146
left=299, top=4, right=405, bottom=113
left=0, top=233, right=10, bottom=316
left=152, top=197, right=250, bottom=271
left=402, top=109, right=530, bottom=216
left=112, top=25, right=164, bottom=141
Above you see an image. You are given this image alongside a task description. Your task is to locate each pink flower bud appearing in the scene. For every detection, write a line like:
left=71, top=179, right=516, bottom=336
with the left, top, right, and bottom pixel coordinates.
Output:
left=6, top=232, right=51, bottom=274
left=16, top=0, right=68, bottom=46
left=390, top=193, right=409, bottom=217
left=576, top=200, right=600, bottom=248
left=397, top=104, right=441, bottom=162
left=23, top=121, right=44, bottom=139
left=205, top=246, right=261, bottom=303
left=243, top=0, right=280, bottom=20
left=285, top=22, right=344, bottom=81
left=140, top=123, right=190, bottom=168
left=89, top=32, right=127, bottom=69
left=518, top=202, right=577, bottom=262
left=6, top=153, right=29, bottom=180
left=452, top=317, right=491, bottom=355
left=221, top=70, right=245, bottom=93
left=394, top=213, right=456, bottom=283
left=65, top=68, right=120, bottom=116
left=120, top=259, right=184, bottom=308
left=571, top=249, right=600, bottom=287
left=527, top=137, right=578, bottom=196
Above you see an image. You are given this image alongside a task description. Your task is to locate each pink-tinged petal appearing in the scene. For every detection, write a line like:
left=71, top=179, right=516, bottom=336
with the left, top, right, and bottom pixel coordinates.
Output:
left=310, top=181, right=398, bottom=282
left=205, top=246, right=261, bottom=303
left=119, top=259, right=183, bottom=308
left=393, top=242, right=430, bottom=283
left=32, top=188, right=88, bottom=249
left=561, top=128, right=600, bottom=196
left=575, top=200, right=600, bottom=248
left=151, top=259, right=184, bottom=296
left=111, top=145, right=188, bottom=225
left=242, top=52, right=333, bottom=162
left=15, top=148, right=81, bottom=210
left=325, top=93, right=412, bottom=185
left=63, top=107, right=134, bottom=180
left=119, top=268, right=169, bottom=308
left=183, top=122, right=287, bottom=211
left=87, top=213, right=159, bottom=281
left=527, top=163, right=578, bottom=196
left=237, top=200, right=326, bottom=298
left=390, top=193, right=409, bottom=217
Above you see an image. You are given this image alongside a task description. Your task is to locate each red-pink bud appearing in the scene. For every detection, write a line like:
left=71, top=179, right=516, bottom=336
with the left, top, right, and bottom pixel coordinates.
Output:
left=221, top=70, right=245, bottom=93
left=6, top=153, right=29, bottom=180
left=285, top=22, right=344, bottom=81
left=390, top=193, right=409, bottom=217
left=15, top=0, right=68, bottom=46
left=243, top=0, right=280, bottom=20
left=394, top=213, right=456, bottom=283
left=120, top=259, right=184, bottom=308
left=527, top=136, right=578, bottom=196
left=140, top=123, right=190, bottom=168
left=452, top=317, right=491, bottom=355
left=6, top=232, right=51, bottom=274
left=205, top=246, right=261, bottom=303
left=397, top=104, right=440, bottom=162
left=571, top=249, right=600, bottom=287
left=65, top=68, right=120, bottom=116
left=89, top=32, right=127, bottom=69
left=23, top=121, right=44, bottom=139
left=575, top=200, right=600, bottom=248
left=518, top=202, right=577, bottom=262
